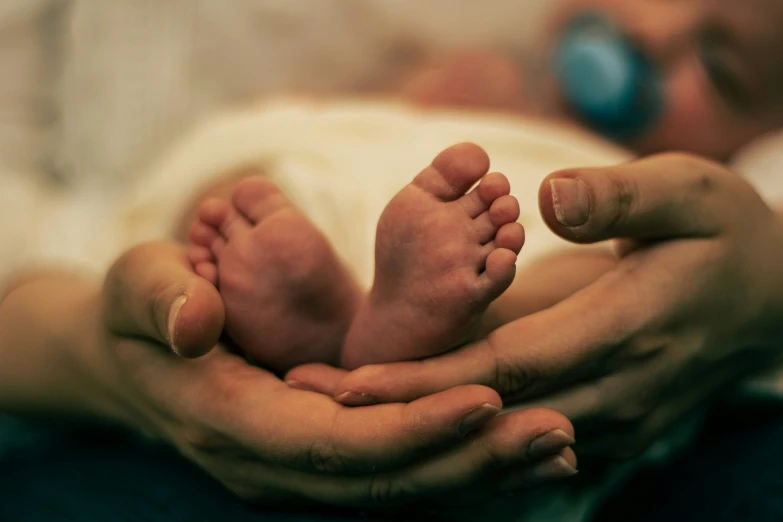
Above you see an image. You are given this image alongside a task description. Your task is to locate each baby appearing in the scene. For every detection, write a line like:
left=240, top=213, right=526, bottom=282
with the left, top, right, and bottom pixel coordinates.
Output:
left=404, top=0, right=783, bottom=163
left=186, top=0, right=783, bottom=374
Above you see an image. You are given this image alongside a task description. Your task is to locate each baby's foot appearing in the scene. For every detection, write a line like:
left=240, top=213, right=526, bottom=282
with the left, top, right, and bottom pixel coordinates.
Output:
left=188, top=177, right=361, bottom=374
left=341, top=143, right=525, bottom=369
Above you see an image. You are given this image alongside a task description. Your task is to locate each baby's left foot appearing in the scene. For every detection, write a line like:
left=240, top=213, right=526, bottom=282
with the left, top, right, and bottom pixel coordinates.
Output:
left=188, top=177, right=361, bottom=373
left=341, top=143, right=525, bottom=369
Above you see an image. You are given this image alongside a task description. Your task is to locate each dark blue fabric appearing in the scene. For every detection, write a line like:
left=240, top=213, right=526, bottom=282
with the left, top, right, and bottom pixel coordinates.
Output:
left=594, top=403, right=783, bottom=522
left=0, top=416, right=368, bottom=522
left=2, top=405, right=782, bottom=522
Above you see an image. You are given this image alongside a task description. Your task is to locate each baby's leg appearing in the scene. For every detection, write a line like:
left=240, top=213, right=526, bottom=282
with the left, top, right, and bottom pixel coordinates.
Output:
left=341, top=143, right=525, bottom=369
left=188, top=177, right=361, bottom=374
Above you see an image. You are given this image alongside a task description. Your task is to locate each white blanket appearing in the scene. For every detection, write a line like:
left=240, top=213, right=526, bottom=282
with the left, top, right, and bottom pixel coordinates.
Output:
left=122, top=99, right=631, bottom=286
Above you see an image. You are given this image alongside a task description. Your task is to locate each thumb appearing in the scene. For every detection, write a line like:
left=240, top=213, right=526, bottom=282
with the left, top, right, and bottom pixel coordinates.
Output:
left=103, top=242, right=224, bottom=358
left=539, top=152, right=748, bottom=244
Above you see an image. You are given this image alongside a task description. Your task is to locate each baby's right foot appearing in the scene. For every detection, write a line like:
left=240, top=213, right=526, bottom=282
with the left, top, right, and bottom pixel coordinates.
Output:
left=188, top=177, right=361, bottom=374
left=341, top=143, right=525, bottom=369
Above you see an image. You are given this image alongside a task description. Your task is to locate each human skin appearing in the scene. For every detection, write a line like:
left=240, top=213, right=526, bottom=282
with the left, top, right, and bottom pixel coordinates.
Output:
left=0, top=242, right=578, bottom=510
left=290, top=152, right=783, bottom=459
left=401, top=0, right=783, bottom=162
left=546, top=0, right=783, bottom=161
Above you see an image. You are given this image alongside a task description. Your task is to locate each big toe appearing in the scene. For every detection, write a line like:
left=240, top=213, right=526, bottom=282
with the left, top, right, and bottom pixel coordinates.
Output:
left=413, top=143, right=490, bottom=201
left=232, top=176, right=291, bottom=224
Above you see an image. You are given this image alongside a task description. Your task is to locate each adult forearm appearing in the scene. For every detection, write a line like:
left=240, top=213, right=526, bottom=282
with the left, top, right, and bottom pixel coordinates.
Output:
left=0, top=272, right=126, bottom=424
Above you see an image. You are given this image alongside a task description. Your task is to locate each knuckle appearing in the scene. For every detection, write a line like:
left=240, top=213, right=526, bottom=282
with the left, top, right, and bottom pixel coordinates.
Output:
left=622, top=335, right=669, bottom=364
left=486, top=337, right=533, bottom=396
left=178, top=423, right=235, bottom=459
left=601, top=389, right=655, bottom=432
left=473, top=437, right=504, bottom=473
left=494, top=360, right=536, bottom=398
left=605, top=175, right=639, bottom=230
left=367, top=475, right=410, bottom=507
left=307, top=437, right=350, bottom=474
left=307, top=414, right=357, bottom=474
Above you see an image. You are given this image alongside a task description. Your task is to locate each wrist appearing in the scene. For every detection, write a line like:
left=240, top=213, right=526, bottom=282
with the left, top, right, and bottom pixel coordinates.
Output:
left=0, top=273, right=138, bottom=430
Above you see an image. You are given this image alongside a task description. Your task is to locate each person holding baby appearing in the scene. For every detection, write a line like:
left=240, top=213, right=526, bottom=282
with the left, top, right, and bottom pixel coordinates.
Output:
left=2, top=0, right=783, bottom=520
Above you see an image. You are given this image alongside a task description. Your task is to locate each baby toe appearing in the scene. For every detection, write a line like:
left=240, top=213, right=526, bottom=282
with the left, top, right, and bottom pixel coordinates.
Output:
left=413, top=143, right=490, bottom=202
left=188, top=245, right=213, bottom=265
left=459, top=172, right=508, bottom=218
left=495, top=222, right=525, bottom=254
left=217, top=205, right=251, bottom=240
left=489, top=195, right=521, bottom=227
left=483, top=248, right=518, bottom=285
left=188, top=220, right=219, bottom=247
left=476, top=172, right=511, bottom=206
left=194, top=262, right=219, bottom=286
left=232, top=176, right=291, bottom=224
left=210, top=236, right=226, bottom=259
left=198, top=198, right=230, bottom=228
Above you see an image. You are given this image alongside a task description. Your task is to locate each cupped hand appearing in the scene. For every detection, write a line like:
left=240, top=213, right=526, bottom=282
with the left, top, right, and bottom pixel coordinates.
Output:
left=299, top=153, right=783, bottom=458
left=99, top=242, right=578, bottom=508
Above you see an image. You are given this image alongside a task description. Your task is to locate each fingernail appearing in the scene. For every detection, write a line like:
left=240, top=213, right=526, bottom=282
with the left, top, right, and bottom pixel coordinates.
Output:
left=336, top=391, right=378, bottom=407
left=285, top=380, right=315, bottom=392
left=550, top=178, right=590, bottom=227
left=530, top=455, right=578, bottom=480
left=499, top=455, right=578, bottom=492
left=458, top=404, right=502, bottom=436
left=167, top=295, right=187, bottom=356
left=527, top=429, right=576, bottom=460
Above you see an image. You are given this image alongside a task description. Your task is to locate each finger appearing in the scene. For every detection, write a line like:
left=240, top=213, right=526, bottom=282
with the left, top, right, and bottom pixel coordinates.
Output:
left=334, top=339, right=501, bottom=404
left=421, top=448, right=578, bottom=515
left=285, top=363, right=348, bottom=396
left=205, top=410, right=576, bottom=508
left=513, top=348, right=731, bottom=459
left=539, top=152, right=755, bottom=243
left=429, top=441, right=578, bottom=510
left=136, top=344, right=573, bottom=508
left=493, top=446, right=578, bottom=494
left=186, top=352, right=507, bottom=474
left=103, top=242, right=225, bottom=358
left=334, top=266, right=650, bottom=404
left=283, top=408, right=576, bottom=508
left=265, top=385, right=504, bottom=473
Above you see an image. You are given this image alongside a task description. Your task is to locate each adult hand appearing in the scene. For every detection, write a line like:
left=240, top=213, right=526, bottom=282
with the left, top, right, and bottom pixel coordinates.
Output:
left=99, top=242, right=578, bottom=508
left=301, top=153, right=783, bottom=458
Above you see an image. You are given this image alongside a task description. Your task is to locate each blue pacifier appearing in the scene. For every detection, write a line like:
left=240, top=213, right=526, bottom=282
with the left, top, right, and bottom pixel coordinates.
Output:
left=554, top=12, right=663, bottom=139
